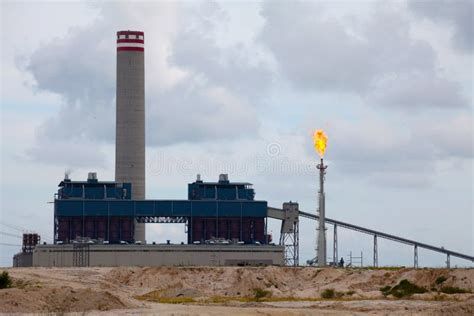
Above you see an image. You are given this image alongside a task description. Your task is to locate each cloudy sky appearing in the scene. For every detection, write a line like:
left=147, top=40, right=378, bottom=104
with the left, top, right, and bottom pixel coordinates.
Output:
left=1, top=0, right=472, bottom=267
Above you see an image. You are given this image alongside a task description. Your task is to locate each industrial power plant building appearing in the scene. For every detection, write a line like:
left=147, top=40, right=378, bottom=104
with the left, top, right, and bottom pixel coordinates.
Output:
left=54, top=173, right=270, bottom=246
left=13, top=30, right=284, bottom=267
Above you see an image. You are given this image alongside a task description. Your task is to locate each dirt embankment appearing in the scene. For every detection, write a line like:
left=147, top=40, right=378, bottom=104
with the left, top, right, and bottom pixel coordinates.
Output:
left=104, top=266, right=474, bottom=299
left=0, top=266, right=473, bottom=315
left=0, top=286, right=127, bottom=313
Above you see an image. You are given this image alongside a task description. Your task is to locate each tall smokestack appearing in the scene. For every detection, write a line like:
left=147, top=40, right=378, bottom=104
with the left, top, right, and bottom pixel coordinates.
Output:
left=115, top=30, right=145, bottom=242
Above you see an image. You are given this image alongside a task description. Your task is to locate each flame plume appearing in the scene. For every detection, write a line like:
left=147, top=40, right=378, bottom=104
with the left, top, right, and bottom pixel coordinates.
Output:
left=313, top=129, right=328, bottom=158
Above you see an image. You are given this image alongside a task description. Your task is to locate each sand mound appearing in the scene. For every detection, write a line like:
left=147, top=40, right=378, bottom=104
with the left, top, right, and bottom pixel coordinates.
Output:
left=2, top=266, right=473, bottom=314
left=0, top=286, right=127, bottom=313
left=104, top=266, right=474, bottom=299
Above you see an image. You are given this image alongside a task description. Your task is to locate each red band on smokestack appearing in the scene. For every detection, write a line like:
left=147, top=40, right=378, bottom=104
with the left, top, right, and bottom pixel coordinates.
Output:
left=117, top=30, right=144, bottom=52
left=117, top=39, right=144, bottom=44
left=117, top=30, right=144, bottom=36
left=117, top=47, right=144, bottom=52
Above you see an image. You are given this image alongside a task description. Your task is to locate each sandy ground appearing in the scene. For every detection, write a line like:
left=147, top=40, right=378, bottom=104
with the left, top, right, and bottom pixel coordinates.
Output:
left=0, top=266, right=473, bottom=315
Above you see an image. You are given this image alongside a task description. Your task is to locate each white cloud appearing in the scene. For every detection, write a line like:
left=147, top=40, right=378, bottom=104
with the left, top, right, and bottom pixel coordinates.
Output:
left=367, top=72, right=468, bottom=109
left=409, top=0, right=473, bottom=52
left=258, top=1, right=468, bottom=109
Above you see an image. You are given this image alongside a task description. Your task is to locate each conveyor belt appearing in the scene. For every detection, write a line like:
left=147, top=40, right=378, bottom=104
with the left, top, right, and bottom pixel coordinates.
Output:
left=267, top=207, right=473, bottom=262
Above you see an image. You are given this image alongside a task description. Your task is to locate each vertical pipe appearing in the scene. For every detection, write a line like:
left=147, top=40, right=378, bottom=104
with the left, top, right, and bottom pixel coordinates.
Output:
left=333, top=224, right=338, bottom=266
left=414, top=245, right=418, bottom=269
left=317, top=158, right=327, bottom=267
left=265, top=217, right=268, bottom=244
left=240, top=202, right=243, bottom=242
left=190, top=203, right=193, bottom=244
left=295, top=219, right=299, bottom=266
left=54, top=196, right=57, bottom=244
left=373, top=235, right=378, bottom=267
left=82, top=200, right=85, bottom=239
left=107, top=202, right=110, bottom=242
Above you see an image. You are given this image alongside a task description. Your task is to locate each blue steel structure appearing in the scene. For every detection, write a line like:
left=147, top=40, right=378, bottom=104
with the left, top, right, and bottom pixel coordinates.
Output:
left=54, top=175, right=268, bottom=244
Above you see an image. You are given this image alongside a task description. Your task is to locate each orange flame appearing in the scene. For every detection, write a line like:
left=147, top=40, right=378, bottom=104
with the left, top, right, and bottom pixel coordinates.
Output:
left=313, top=129, right=328, bottom=158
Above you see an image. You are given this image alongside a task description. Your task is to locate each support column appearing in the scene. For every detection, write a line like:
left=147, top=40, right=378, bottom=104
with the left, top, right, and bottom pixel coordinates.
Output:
left=333, top=224, right=338, bottom=266
left=414, top=245, right=418, bottom=269
left=316, top=158, right=327, bottom=267
left=446, top=254, right=450, bottom=269
left=373, top=235, right=378, bottom=267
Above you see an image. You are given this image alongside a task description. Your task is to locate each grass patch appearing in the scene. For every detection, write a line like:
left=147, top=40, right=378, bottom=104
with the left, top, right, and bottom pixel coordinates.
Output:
left=321, top=288, right=335, bottom=299
left=435, top=276, right=447, bottom=285
left=0, top=271, right=13, bottom=289
left=154, top=297, right=196, bottom=304
left=253, top=288, right=271, bottom=301
left=204, top=296, right=321, bottom=303
left=380, top=279, right=427, bottom=298
left=440, top=286, right=471, bottom=294
left=135, top=291, right=196, bottom=304
left=320, top=288, right=352, bottom=299
left=360, top=266, right=406, bottom=271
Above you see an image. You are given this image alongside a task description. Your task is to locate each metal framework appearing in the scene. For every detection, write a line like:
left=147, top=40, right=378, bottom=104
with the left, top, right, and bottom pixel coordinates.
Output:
left=73, top=243, right=90, bottom=267
left=136, top=216, right=187, bottom=223
left=279, top=202, right=299, bottom=266
left=268, top=206, right=474, bottom=267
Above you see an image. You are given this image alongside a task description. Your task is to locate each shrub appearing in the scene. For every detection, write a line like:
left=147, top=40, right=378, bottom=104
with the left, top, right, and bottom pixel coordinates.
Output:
left=0, top=271, right=12, bottom=289
left=435, top=276, right=447, bottom=285
left=380, top=285, right=392, bottom=296
left=321, top=288, right=335, bottom=299
left=440, top=286, right=470, bottom=294
left=380, top=280, right=426, bottom=298
left=389, top=279, right=427, bottom=298
left=345, top=290, right=355, bottom=296
left=253, top=288, right=271, bottom=301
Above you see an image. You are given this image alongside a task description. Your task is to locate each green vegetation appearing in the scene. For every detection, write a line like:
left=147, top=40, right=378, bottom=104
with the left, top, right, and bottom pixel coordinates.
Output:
left=361, top=266, right=406, bottom=271
left=440, top=286, right=470, bottom=294
left=0, top=271, right=13, bottom=289
left=154, top=297, right=196, bottom=304
left=321, top=288, right=335, bottom=299
left=379, top=279, right=427, bottom=298
left=435, top=276, right=447, bottom=285
left=380, top=285, right=392, bottom=296
left=253, top=288, right=271, bottom=301
left=320, top=289, right=355, bottom=299
left=137, top=290, right=364, bottom=304
left=135, top=291, right=196, bottom=304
